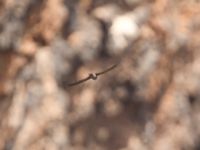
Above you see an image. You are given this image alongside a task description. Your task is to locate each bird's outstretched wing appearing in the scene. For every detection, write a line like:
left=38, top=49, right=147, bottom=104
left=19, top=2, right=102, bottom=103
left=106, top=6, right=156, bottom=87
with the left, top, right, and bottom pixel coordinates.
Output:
left=68, top=75, right=91, bottom=86
left=96, top=63, right=119, bottom=76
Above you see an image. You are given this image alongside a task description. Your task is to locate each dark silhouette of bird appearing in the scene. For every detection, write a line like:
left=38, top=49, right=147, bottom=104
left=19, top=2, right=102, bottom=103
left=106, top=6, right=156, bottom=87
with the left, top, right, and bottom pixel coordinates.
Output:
left=68, top=63, right=119, bottom=87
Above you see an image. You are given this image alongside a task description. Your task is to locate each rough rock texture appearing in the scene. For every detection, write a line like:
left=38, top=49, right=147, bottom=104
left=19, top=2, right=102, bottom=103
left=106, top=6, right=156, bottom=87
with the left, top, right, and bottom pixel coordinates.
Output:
left=0, top=0, right=200, bottom=150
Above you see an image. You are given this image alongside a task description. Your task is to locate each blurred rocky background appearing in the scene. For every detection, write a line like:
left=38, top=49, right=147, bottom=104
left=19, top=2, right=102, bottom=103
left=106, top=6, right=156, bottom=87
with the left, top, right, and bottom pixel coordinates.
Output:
left=0, top=0, right=200, bottom=150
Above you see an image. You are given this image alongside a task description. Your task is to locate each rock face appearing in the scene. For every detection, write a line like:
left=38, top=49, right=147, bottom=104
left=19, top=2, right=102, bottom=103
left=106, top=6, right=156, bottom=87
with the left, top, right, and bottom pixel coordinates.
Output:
left=0, top=0, right=200, bottom=150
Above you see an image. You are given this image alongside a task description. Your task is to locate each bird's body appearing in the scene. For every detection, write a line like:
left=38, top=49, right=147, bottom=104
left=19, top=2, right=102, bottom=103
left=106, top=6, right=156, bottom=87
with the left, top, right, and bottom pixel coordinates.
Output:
left=68, top=63, right=119, bottom=87
left=89, top=73, right=98, bottom=80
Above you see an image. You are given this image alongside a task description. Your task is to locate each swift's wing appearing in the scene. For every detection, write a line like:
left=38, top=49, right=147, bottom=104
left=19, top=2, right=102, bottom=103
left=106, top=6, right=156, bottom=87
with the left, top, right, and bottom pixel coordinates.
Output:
left=96, top=63, right=119, bottom=76
left=68, top=75, right=91, bottom=86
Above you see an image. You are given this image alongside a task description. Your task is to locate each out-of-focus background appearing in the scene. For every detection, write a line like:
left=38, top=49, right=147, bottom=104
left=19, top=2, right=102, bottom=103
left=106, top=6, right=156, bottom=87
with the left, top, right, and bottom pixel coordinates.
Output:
left=0, top=0, right=200, bottom=150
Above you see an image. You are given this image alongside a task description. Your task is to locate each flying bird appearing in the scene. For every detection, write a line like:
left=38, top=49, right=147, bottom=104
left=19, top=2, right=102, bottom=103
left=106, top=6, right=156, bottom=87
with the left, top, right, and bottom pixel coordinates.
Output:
left=68, top=63, right=119, bottom=87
